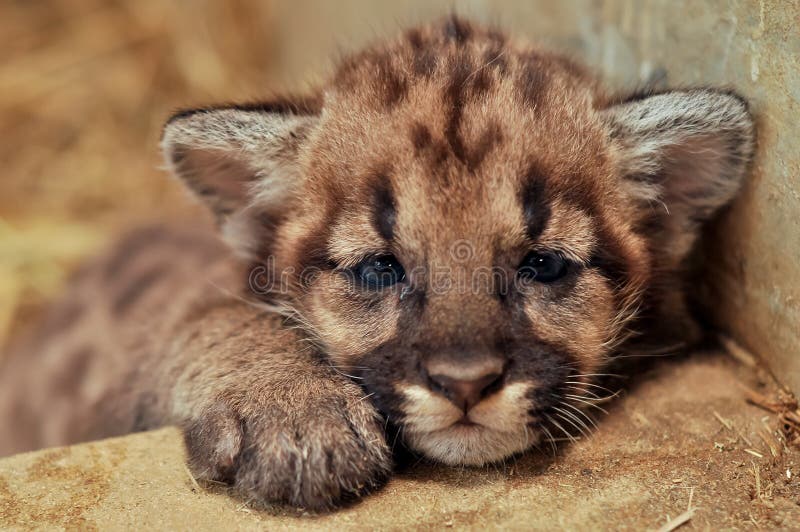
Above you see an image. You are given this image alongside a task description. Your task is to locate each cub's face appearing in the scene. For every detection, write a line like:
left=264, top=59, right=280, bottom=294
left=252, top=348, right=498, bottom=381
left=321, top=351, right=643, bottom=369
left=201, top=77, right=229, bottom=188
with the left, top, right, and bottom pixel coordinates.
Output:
left=163, top=19, right=753, bottom=466
left=277, top=52, right=648, bottom=465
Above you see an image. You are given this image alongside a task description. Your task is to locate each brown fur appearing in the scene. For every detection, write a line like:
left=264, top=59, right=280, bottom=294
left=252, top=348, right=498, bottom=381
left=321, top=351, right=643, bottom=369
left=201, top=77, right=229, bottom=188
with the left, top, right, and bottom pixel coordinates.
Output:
left=0, top=17, right=753, bottom=510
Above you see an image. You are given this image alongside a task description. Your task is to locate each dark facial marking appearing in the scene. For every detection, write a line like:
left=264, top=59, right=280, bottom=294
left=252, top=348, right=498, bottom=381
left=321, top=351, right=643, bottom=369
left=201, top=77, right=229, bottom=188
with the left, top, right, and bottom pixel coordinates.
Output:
left=294, top=230, right=336, bottom=287
left=411, top=46, right=437, bottom=78
left=465, top=120, right=502, bottom=172
left=519, top=166, right=552, bottom=241
left=443, top=15, right=472, bottom=44
left=371, top=177, right=397, bottom=241
left=406, top=28, right=423, bottom=49
left=517, top=53, right=550, bottom=107
left=588, top=222, right=632, bottom=292
left=354, top=307, right=572, bottom=436
left=290, top=199, right=345, bottom=289
left=410, top=122, right=432, bottom=152
left=375, top=54, right=408, bottom=108
left=483, top=43, right=508, bottom=75
left=443, top=57, right=473, bottom=167
left=471, top=67, right=492, bottom=96
left=589, top=248, right=628, bottom=292
left=335, top=51, right=408, bottom=109
left=404, top=27, right=436, bottom=77
left=410, top=122, right=449, bottom=169
left=441, top=52, right=499, bottom=173
left=444, top=61, right=469, bottom=150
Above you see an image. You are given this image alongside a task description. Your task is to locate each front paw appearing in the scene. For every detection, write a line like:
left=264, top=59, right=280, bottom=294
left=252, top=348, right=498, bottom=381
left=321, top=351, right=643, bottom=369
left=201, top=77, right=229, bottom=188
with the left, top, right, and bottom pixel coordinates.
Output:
left=181, top=382, right=391, bottom=510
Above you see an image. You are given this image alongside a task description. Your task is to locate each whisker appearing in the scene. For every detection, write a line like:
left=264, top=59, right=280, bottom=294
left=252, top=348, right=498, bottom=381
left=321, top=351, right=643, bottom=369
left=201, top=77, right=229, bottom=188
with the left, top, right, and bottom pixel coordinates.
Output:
left=546, top=414, right=577, bottom=444
left=563, top=381, right=618, bottom=395
left=390, top=422, right=403, bottom=455
left=358, top=392, right=376, bottom=403
left=564, top=385, right=602, bottom=399
left=566, top=385, right=622, bottom=404
left=554, top=412, right=587, bottom=440
left=552, top=407, right=590, bottom=438
left=562, top=402, right=598, bottom=430
left=565, top=394, right=609, bottom=414
left=568, top=373, right=627, bottom=379
left=608, top=351, right=679, bottom=360
left=615, top=342, right=686, bottom=357
left=326, top=364, right=364, bottom=381
left=587, top=391, right=622, bottom=404
left=539, top=425, right=558, bottom=457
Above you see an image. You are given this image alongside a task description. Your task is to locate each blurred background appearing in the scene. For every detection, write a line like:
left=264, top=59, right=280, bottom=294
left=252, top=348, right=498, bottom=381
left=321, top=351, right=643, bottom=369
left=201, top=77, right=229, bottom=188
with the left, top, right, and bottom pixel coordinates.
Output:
left=0, top=1, right=798, bottom=389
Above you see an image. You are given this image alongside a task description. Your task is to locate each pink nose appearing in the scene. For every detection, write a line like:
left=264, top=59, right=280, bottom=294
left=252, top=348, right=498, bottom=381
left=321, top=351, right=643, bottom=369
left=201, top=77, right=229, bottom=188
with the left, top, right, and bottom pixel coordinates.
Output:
left=426, top=372, right=504, bottom=412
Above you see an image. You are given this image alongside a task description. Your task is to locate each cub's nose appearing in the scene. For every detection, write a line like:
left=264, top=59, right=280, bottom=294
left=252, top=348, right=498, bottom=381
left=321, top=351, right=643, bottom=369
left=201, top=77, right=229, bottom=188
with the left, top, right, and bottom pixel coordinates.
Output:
left=423, top=358, right=505, bottom=412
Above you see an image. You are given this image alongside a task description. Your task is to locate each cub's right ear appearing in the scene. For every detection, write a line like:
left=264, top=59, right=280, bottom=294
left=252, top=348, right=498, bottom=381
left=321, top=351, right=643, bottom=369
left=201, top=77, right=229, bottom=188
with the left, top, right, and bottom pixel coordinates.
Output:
left=161, top=101, right=319, bottom=257
left=602, top=89, right=754, bottom=262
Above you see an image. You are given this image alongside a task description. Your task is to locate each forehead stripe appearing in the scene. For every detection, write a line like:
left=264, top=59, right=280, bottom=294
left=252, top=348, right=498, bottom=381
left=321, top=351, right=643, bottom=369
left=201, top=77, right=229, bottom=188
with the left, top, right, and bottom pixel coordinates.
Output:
left=371, top=177, right=397, bottom=241
left=519, top=168, right=551, bottom=241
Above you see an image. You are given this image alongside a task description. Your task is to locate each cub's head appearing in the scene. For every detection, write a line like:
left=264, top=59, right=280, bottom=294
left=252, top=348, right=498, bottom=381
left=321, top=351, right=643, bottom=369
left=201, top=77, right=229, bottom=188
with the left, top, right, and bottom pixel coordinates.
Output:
left=162, top=18, right=753, bottom=466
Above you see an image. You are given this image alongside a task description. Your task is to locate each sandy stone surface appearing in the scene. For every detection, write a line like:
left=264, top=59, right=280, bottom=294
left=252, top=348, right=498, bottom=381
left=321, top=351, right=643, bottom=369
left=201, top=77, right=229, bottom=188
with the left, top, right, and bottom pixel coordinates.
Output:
left=1, top=350, right=798, bottom=530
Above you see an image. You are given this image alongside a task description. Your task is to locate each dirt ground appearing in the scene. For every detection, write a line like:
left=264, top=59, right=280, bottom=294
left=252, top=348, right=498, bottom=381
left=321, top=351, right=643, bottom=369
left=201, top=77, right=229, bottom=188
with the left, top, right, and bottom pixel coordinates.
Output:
left=1, top=349, right=797, bottom=530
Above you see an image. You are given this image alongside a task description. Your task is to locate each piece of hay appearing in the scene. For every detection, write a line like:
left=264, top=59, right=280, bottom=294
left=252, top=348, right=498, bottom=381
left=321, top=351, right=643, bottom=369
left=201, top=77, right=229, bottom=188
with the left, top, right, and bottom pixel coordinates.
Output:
left=183, top=463, right=201, bottom=492
left=751, top=462, right=761, bottom=500
left=712, top=410, right=732, bottom=430
left=658, top=486, right=696, bottom=532
left=744, top=449, right=763, bottom=459
left=656, top=507, right=695, bottom=532
left=758, top=428, right=781, bottom=458
left=712, top=409, right=753, bottom=446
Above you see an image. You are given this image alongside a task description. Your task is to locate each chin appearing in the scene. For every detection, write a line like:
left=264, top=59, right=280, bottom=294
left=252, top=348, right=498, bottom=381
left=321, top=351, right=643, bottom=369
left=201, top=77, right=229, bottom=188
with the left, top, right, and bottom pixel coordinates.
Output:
left=405, top=424, right=537, bottom=466
left=399, top=382, right=539, bottom=466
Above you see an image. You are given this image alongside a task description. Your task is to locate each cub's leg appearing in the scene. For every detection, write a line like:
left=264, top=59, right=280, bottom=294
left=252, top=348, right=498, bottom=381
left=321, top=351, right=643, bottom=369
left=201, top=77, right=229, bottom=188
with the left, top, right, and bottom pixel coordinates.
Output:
left=145, top=304, right=392, bottom=511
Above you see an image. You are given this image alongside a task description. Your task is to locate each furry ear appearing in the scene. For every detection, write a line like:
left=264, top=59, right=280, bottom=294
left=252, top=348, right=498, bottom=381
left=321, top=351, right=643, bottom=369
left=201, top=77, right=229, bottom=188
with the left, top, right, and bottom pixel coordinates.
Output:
left=603, top=89, right=754, bottom=347
left=603, top=89, right=754, bottom=260
left=161, top=102, right=319, bottom=257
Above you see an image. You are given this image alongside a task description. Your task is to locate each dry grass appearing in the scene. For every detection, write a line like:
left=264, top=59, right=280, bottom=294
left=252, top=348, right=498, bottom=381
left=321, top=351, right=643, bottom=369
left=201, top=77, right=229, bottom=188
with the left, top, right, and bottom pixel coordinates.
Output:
left=743, top=386, right=800, bottom=449
left=720, top=337, right=800, bottom=450
left=0, top=1, right=304, bottom=346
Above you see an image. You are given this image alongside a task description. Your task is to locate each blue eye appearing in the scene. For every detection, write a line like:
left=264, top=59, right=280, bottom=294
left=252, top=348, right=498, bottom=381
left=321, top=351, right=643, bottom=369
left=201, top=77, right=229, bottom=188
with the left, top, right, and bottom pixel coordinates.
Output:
left=353, top=255, right=406, bottom=288
left=518, top=252, right=568, bottom=283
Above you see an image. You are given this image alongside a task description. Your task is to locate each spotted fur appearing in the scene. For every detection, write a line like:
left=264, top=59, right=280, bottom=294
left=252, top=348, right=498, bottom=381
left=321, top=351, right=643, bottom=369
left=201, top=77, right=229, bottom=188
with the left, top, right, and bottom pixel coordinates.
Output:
left=0, top=17, right=753, bottom=510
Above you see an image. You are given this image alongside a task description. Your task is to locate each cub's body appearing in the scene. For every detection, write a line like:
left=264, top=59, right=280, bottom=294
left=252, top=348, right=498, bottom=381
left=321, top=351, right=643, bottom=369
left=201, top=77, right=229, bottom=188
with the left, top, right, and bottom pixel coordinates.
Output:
left=0, top=18, right=752, bottom=510
left=0, top=226, right=233, bottom=453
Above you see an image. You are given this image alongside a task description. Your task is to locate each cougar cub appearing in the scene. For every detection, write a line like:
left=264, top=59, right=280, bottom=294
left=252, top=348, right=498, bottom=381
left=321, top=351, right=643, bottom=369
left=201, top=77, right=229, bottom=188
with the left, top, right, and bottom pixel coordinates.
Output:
left=0, top=17, right=753, bottom=510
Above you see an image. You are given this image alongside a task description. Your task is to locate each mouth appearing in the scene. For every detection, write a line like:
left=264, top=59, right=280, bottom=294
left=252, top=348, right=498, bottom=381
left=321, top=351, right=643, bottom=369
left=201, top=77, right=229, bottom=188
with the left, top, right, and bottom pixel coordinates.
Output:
left=454, top=415, right=478, bottom=427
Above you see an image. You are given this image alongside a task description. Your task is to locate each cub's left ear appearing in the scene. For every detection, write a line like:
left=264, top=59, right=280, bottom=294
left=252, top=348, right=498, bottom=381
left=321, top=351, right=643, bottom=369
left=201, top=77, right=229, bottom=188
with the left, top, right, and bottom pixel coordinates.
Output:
left=603, top=89, right=754, bottom=256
